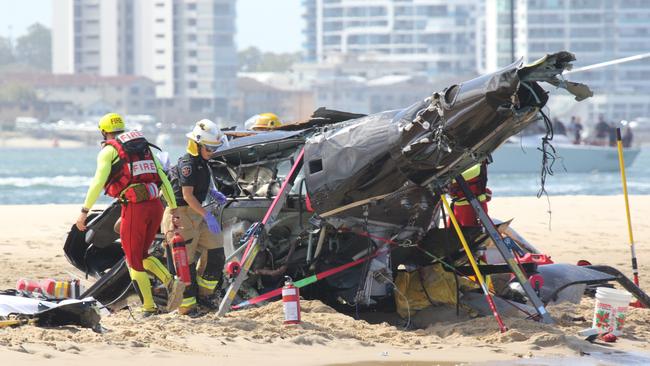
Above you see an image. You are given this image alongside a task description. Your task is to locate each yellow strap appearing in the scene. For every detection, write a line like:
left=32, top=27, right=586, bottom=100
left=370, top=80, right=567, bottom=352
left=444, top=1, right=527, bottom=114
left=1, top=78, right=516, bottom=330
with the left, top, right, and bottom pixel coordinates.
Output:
left=197, top=275, right=219, bottom=290
left=143, top=256, right=172, bottom=286
left=54, top=281, right=63, bottom=298
left=181, top=297, right=197, bottom=308
left=451, top=164, right=481, bottom=184
left=453, top=193, right=488, bottom=206
left=62, top=281, right=70, bottom=298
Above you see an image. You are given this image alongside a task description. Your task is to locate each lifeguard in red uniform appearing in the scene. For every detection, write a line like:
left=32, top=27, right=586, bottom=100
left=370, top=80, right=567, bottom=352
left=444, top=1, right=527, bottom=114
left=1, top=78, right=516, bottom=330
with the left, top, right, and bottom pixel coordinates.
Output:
left=74, top=113, right=184, bottom=317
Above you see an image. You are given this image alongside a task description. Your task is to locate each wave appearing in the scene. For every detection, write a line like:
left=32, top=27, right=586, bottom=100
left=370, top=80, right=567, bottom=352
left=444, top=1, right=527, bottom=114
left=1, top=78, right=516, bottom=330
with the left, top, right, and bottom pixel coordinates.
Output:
left=0, top=175, right=91, bottom=188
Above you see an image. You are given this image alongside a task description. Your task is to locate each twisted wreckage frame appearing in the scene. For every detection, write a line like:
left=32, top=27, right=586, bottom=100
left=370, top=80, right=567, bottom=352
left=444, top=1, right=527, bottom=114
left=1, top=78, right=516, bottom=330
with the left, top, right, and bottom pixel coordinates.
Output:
left=64, top=52, right=650, bottom=327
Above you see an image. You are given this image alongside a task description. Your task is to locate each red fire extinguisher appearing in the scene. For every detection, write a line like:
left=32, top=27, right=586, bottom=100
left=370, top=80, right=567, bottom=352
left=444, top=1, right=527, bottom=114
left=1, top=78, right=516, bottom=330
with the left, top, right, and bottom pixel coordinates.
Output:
left=282, top=276, right=301, bottom=324
left=172, top=231, right=191, bottom=285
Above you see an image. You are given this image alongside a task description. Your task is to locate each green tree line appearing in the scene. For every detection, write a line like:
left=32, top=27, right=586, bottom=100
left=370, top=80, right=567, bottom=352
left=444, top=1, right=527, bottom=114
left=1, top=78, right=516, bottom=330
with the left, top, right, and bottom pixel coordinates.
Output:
left=0, top=23, right=51, bottom=71
left=238, top=46, right=301, bottom=72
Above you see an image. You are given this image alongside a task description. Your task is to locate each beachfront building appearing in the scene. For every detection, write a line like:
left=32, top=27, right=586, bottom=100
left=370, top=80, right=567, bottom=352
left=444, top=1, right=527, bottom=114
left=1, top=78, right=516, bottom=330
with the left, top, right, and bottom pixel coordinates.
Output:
left=2, top=72, right=158, bottom=121
left=230, top=75, right=314, bottom=127
left=486, top=0, right=650, bottom=122
left=51, top=0, right=237, bottom=119
left=302, top=0, right=487, bottom=76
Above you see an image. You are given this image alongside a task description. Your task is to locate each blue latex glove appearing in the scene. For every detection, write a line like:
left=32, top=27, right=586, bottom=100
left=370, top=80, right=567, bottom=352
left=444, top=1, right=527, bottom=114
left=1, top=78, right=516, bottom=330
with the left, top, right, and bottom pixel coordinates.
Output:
left=203, top=212, right=221, bottom=234
left=209, top=188, right=227, bottom=205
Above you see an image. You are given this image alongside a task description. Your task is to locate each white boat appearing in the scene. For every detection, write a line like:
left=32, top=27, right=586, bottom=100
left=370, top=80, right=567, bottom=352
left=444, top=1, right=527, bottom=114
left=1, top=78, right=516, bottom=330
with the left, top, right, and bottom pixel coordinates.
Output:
left=490, top=134, right=641, bottom=173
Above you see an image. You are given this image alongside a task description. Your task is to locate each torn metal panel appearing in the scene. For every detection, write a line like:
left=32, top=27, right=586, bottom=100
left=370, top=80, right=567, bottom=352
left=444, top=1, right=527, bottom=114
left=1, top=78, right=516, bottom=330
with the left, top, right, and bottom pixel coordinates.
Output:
left=304, top=51, right=591, bottom=216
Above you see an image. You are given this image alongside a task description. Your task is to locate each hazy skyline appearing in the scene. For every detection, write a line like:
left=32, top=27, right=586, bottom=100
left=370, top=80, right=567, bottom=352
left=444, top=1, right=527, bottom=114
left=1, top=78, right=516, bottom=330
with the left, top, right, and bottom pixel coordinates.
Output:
left=0, top=0, right=303, bottom=53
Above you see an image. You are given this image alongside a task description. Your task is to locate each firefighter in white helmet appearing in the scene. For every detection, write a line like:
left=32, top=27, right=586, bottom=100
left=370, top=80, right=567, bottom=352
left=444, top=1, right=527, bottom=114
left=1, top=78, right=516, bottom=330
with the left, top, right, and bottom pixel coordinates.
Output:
left=244, top=112, right=283, bottom=131
left=162, top=119, right=229, bottom=316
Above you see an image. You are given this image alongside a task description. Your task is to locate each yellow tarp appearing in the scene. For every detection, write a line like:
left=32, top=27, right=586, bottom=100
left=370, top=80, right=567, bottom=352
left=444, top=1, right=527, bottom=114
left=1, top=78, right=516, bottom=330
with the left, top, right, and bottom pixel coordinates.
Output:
left=394, top=264, right=477, bottom=318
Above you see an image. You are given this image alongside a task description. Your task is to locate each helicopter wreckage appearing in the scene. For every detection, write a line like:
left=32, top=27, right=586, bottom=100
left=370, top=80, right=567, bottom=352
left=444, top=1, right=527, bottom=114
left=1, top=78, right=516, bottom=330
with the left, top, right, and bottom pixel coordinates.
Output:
left=63, top=52, right=649, bottom=326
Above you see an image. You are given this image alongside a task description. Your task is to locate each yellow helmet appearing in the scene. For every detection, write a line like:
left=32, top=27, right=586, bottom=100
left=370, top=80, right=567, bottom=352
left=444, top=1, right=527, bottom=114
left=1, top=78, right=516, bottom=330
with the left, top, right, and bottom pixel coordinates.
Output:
left=98, top=113, right=125, bottom=133
left=245, top=113, right=283, bottom=131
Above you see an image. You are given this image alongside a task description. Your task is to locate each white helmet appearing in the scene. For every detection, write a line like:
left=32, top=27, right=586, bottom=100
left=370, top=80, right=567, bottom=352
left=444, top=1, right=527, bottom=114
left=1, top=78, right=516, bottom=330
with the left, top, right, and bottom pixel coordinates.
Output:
left=186, top=119, right=228, bottom=148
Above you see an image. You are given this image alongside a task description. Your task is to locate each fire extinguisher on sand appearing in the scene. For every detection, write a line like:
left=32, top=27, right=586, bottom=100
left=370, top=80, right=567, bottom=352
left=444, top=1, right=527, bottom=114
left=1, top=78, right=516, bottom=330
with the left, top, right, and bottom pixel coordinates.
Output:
left=282, top=276, right=301, bottom=324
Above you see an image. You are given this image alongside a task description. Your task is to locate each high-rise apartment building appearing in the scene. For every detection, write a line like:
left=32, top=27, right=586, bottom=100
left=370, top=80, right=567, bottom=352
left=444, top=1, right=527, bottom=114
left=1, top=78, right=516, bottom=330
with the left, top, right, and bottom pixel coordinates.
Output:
left=52, top=0, right=237, bottom=117
left=523, top=0, right=650, bottom=95
left=302, top=0, right=487, bottom=76
left=500, top=0, right=650, bottom=120
left=303, top=0, right=650, bottom=120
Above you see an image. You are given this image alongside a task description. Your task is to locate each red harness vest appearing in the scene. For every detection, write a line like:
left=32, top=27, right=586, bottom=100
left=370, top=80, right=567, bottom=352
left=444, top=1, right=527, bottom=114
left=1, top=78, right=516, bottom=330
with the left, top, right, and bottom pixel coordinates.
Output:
left=449, top=163, right=491, bottom=203
left=103, top=131, right=161, bottom=198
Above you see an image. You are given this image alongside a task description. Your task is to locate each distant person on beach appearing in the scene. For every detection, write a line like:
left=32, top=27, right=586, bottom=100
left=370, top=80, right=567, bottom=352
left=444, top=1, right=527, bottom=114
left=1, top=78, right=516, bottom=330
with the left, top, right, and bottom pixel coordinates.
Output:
left=608, top=122, right=618, bottom=147
left=163, top=119, right=228, bottom=317
left=595, top=115, right=609, bottom=146
left=568, top=116, right=583, bottom=144
left=553, top=118, right=567, bottom=135
left=448, top=162, right=491, bottom=227
left=623, top=125, right=634, bottom=148
left=75, top=112, right=184, bottom=317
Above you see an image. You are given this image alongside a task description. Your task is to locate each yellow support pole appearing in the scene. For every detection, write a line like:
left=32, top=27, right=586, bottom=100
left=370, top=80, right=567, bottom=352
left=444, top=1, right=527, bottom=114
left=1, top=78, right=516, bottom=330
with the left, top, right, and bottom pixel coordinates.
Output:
left=440, top=195, right=507, bottom=333
left=616, top=128, right=640, bottom=287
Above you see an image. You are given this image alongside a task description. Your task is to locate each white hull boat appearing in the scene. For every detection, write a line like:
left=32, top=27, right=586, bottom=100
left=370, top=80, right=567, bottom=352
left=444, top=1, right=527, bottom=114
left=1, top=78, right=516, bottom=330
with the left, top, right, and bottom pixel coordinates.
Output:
left=490, top=135, right=641, bottom=173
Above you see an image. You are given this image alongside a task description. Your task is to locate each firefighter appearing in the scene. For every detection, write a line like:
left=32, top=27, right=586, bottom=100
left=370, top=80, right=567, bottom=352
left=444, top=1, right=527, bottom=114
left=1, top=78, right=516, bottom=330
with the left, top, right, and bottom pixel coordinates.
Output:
left=244, top=112, right=283, bottom=131
left=75, top=113, right=184, bottom=317
left=448, top=162, right=491, bottom=227
left=162, top=119, right=228, bottom=316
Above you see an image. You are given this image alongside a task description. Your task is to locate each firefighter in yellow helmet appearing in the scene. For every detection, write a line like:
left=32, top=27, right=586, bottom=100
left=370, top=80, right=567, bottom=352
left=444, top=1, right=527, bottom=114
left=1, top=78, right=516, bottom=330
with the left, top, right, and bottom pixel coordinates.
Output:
left=244, top=113, right=283, bottom=131
left=75, top=113, right=185, bottom=317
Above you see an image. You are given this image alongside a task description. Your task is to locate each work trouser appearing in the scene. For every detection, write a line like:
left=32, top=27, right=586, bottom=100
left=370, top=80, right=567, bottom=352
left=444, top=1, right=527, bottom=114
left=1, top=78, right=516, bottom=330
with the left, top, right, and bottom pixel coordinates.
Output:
left=162, top=206, right=224, bottom=309
left=121, top=199, right=174, bottom=312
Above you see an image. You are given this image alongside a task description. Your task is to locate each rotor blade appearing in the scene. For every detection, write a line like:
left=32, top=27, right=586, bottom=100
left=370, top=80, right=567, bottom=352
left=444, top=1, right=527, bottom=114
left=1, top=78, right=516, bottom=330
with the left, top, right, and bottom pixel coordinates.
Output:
left=566, top=52, right=650, bottom=74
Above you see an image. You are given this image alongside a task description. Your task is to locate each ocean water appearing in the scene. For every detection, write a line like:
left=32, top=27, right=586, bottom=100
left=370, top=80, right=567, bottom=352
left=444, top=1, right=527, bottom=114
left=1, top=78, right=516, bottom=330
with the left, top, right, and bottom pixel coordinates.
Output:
left=0, top=147, right=649, bottom=205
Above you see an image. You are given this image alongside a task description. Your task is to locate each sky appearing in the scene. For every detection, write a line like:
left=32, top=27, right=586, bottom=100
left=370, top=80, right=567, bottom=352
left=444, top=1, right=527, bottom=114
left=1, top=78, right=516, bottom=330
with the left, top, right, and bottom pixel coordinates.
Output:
left=0, top=0, right=303, bottom=53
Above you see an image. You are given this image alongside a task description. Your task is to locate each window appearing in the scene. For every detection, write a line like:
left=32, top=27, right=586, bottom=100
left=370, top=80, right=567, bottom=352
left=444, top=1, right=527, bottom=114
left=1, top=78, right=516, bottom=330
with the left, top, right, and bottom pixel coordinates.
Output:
left=395, top=6, right=413, bottom=16
left=188, top=34, right=197, bottom=41
left=156, top=65, right=166, bottom=70
left=188, top=65, right=197, bottom=73
left=215, top=34, right=233, bottom=46
left=323, top=21, right=343, bottom=31
left=323, top=8, right=343, bottom=17
left=214, top=3, right=230, bottom=14
left=187, top=3, right=196, bottom=10
left=188, top=81, right=197, bottom=89
left=156, top=49, right=165, bottom=54
left=188, top=50, right=197, bottom=57
left=420, top=5, right=447, bottom=16
left=323, top=35, right=341, bottom=45
left=188, top=18, right=197, bottom=26
left=345, top=6, right=366, bottom=17
left=155, top=2, right=164, bottom=7
left=156, top=34, right=165, bottom=39
left=155, top=18, right=165, bottom=23
left=368, top=6, right=386, bottom=16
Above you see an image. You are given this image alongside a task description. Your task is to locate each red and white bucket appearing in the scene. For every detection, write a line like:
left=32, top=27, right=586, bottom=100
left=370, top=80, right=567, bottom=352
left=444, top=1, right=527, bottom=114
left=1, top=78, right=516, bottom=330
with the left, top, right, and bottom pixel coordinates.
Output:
left=592, top=287, right=632, bottom=336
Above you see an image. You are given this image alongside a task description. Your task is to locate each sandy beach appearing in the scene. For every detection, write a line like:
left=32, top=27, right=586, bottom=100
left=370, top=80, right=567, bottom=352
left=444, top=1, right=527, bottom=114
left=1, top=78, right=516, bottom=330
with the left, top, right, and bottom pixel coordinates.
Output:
left=1, top=196, right=649, bottom=365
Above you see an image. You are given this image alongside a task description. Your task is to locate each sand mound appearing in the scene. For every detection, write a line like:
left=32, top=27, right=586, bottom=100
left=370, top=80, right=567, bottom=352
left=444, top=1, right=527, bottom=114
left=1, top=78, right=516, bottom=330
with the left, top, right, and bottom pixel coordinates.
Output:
left=2, top=297, right=648, bottom=359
